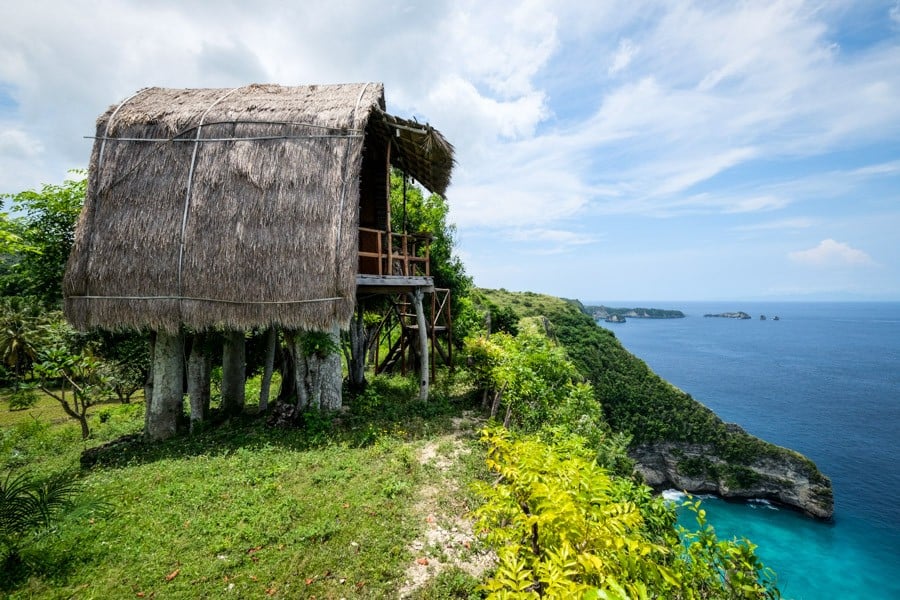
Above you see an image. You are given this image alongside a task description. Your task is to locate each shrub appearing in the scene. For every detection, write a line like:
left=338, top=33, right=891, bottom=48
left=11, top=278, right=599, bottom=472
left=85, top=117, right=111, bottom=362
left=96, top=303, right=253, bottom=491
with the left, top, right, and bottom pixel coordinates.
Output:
left=472, top=426, right=780, bottom=599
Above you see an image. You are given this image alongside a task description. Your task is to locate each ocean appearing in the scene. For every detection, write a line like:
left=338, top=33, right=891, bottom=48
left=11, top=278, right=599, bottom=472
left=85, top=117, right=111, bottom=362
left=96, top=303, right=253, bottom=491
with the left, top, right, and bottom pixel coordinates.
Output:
left=595, top=302, right=900, bottom=600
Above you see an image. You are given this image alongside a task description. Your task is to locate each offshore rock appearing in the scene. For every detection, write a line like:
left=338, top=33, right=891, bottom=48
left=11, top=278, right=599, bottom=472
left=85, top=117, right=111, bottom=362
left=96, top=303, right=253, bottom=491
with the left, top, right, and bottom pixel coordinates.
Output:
left=630, top=441, right=834, bottom=520
left=704, top=311, right=752, bottom=319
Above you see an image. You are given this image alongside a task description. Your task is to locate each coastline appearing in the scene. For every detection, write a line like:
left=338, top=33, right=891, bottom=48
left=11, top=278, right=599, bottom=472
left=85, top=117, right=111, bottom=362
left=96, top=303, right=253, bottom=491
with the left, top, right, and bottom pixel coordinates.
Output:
left=602, top=301, right=900, bottom=599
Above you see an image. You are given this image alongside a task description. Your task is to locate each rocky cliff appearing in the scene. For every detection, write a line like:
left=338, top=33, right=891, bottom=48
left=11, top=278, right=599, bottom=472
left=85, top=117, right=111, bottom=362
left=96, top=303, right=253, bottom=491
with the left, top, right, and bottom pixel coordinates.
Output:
left=630, top=439, right=834, bottom=519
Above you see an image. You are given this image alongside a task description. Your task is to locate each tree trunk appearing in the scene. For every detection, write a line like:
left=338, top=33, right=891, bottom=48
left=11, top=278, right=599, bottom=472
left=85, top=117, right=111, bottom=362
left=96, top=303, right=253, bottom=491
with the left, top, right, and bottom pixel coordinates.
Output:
left=286, top=327, right=343, bottom=411
left=321, top=325, right=342, bottom=410
left=258, top=326, right=277, bottom=412
left=78, top=413, right=90, bottom=440
left=144, top=331, right=156, bottom=433
left=277, top=342, right=296, bottom=404
left=411, top=288, right=429, bottom=401
left=348, top=305, right=367, bottom=390
left=146, top=329, right=184, bottom=441
left=188, top=333, right=212, bottom=431
left=221, top=329, right=246, bottom=417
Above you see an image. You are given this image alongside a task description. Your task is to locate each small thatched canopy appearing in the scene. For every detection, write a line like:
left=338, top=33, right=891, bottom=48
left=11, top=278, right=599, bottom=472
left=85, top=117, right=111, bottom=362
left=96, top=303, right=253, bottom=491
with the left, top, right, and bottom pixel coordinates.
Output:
left=64, top=83, right=453, bottom=333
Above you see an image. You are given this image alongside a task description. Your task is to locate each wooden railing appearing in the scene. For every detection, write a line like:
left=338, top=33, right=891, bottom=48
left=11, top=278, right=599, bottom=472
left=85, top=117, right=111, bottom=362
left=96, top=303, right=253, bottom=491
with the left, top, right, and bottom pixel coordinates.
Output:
left=358, top=227, right=431, bottom=277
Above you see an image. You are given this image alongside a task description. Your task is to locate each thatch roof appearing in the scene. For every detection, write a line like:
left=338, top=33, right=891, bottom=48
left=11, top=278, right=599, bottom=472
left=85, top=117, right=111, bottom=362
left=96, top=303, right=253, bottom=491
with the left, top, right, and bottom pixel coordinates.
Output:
left=63, top=83, right=454, bottom=333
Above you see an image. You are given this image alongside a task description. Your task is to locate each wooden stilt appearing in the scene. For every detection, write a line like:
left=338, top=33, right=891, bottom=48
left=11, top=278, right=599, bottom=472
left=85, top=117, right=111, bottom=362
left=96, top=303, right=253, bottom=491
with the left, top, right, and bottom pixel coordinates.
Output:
left=411, top=287, right=429, bottom=401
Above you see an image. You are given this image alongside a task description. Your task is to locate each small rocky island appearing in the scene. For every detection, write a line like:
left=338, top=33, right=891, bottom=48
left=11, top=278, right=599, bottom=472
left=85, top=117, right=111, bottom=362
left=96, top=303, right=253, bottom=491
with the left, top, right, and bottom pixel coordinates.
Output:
left=704, top=311, right=752, bottom=319
left=589, top=305, right=686, bottom=320
left=605, top=314, right=627, bottom=323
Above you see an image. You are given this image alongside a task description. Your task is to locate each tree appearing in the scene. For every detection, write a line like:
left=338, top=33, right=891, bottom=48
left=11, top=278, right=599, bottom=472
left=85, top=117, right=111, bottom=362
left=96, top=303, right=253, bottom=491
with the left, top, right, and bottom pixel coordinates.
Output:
left=34, top=346, right=109, bottom=440
left=0, top=297, right=56, bottom=383
left=389, top=169, right=474, bottom=340
left=1, top=173, right=86, bottom=307
left=465, top=318, right=578, bottom=430
left=100, top=360, right=144, bottom=404
left=284, top=328, right=342, bottom=411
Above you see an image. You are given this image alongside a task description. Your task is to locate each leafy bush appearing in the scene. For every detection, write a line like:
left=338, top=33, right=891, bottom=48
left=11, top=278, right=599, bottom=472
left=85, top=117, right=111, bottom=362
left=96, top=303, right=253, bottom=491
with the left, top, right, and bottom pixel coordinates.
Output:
left=473, top=426, right=780, bottom=599
left=465, top=319, right=577, bottom=430
left=678, top=456, right=717, bottom=479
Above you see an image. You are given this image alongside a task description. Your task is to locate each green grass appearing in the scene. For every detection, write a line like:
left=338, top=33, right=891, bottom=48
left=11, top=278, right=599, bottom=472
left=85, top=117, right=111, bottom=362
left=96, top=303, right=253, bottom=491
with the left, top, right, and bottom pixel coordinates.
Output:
left=2, top=372, right=485, bottom=598
left=0, top=387, right=136, bottom=429
left=15, top=438, right=423, bottom=598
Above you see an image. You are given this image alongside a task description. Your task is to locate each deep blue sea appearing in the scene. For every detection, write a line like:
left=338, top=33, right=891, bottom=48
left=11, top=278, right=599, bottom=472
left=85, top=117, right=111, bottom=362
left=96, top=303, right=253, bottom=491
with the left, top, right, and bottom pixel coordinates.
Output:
left=594, top=302, right=900, bottom=600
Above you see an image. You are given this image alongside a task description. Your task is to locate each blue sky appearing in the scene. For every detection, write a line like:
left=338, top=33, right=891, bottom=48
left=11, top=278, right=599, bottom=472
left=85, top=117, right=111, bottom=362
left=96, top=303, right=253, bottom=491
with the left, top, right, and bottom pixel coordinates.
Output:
left=1, top=1, right=899, bottom=301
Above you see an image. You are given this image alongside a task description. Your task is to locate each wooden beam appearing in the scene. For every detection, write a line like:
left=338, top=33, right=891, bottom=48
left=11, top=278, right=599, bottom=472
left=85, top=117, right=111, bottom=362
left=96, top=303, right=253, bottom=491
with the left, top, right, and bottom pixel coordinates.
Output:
left=410, top=288, right=429, bottom=401
left=356, top=274, right=434, bottom=294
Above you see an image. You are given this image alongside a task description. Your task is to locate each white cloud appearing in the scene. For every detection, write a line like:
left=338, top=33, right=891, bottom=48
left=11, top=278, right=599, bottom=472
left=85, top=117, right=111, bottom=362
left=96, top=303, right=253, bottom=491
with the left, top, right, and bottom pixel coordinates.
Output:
left=890, top=2, right=900, bottom=27
left=847, top=160, right=900, bottom=178
left=425, top=75, right=548, bottom=144
left=504, top=228, right=598, bottom=254
left=450, top=180, right=587, bottom=228
left=609, top=39, right=637, bottom=75
left=441, top=0, right=559, bottom=98
left=789, top=239, right=875, bottom=267
left=724, top=195, right=790, bottom=214
left=653, top=147, right=759, bottom=197
left=733, top=217, right=816, bottom=232
left=0, top=128, right=42, bottom=159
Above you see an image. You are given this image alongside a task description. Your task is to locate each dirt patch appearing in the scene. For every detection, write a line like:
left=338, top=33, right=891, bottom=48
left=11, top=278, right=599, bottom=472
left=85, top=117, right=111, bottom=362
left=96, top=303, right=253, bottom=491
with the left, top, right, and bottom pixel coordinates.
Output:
left=398, top=413, right=494, bottom=598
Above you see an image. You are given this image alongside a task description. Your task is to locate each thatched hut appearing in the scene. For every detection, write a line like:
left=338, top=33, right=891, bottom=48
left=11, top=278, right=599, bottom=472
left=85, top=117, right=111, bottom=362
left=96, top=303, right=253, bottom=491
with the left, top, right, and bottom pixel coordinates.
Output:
left=63, top=83, right=453, bottom=439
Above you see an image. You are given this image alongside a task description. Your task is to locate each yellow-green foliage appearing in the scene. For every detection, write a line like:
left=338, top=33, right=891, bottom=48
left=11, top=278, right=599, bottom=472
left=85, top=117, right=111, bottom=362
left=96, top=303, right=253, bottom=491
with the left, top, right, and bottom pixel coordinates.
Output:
left=473, top=426, right=779, bottom=599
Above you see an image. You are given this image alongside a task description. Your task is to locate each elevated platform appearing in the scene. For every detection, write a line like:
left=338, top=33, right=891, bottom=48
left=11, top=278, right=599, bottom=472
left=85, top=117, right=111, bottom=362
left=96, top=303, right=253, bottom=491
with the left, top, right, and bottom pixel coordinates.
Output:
left=356, top=274, right=434, bottom=295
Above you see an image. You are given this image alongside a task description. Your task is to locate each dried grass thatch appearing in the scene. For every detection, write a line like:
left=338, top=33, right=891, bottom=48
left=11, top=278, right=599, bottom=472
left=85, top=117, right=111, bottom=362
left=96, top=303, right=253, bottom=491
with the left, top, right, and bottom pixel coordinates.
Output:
left=64, top=83, right=454, bottom=333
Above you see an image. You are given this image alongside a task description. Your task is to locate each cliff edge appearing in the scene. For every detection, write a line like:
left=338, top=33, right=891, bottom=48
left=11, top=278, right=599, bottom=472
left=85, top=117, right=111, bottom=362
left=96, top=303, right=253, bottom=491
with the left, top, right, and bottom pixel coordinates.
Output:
left=631, top=439, right=834, bottom=519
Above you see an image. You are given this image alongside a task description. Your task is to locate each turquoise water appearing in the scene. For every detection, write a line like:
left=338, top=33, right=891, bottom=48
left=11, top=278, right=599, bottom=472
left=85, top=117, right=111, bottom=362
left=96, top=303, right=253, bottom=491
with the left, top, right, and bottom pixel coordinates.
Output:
left=597, top=302, right=900, bottom=600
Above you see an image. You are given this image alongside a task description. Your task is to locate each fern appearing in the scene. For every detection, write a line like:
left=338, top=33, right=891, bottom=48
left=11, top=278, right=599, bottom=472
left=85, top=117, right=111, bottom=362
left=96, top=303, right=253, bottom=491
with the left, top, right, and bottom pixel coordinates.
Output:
left=1, top=470, right=110, bottom=570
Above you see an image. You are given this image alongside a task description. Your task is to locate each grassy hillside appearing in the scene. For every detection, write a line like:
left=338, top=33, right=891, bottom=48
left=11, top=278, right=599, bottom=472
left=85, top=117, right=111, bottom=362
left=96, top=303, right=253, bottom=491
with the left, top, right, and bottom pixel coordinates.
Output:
left=1, top=376, right=487, bottom=599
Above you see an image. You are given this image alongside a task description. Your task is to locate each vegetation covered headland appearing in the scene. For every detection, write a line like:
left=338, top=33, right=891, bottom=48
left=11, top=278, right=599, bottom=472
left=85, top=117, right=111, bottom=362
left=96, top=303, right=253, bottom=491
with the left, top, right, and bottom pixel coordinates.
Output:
left=479, top=289, right=833, bottom=520
left=704, top=311, right=753, bottom=319
left=586, top=305, right=686, bottom=320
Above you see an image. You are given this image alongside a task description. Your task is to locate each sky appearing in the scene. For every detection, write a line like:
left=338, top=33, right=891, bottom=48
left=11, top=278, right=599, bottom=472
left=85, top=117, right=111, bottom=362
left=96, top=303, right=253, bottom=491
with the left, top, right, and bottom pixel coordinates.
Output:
left=1, top=0, right=899, bottom=302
